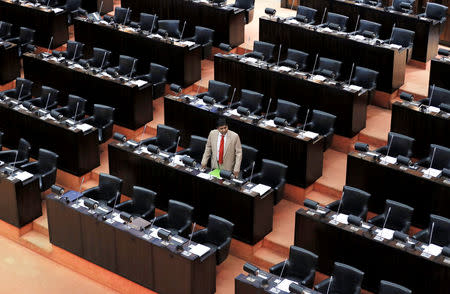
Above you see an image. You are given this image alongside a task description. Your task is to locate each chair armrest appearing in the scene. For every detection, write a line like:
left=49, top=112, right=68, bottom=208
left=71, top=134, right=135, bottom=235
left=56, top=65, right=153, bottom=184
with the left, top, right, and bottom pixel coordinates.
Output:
left=153, top=214, right=168, bottom=227
left=245, top=172, right=262, bottom=183
left=177, top=221, right=192, bottom=236
left=413, top=229, right=429, bottom=242
left=129, top=21, right=140, bottom=28
left=274, top=178, right=286, bottom=193
left=245, top=51, right=264, bottom=60
left=375, top=146, right=387, bottom=155
left=288, top=116, right=298, bottom=126
left=324, top=129, right=334, bottom=139
left=191, top=228, right=207, bottom=243
left=418, top=98, right=429, bottom=105
left=326, top=200, right=340, bottom=211
left=102, top=120, right=114, bottom=131
left=6, top=37, right=19, bottom=43
left=368, top=214, right=384, bottom=226
left=417, top=13, right=425, bottom=17
left=21, top=161, right=38, bottom=173
left=41, top=167, right=56, bottom=179
left=115, top=199, right=133, bottom=210
left=304, top=122, right=314, bottom=130
left=269, top=261, right=285, bottom=275
left=80, top=116, right=94, bottom=124
left=301, top=269, right=316, bottom=286
left=140, top=137, right=157, bottom=146
left=81, top=186, right=100, bottom=199
left=402, top=221, right=411, bottom=233
left=106, top=192, right=121, bottom=207
left=251, top=105, right=262, bottom=115
left=416, top=157, right=430, bottom=167
left=176, top=148, right=191, bottom=156
left=314, top=278, right=330, bottom=292
left=141, top=206, right=155, bottom=220
left=185, top=36, right=195, bottom=42
left=103, top=15, right=113, bottom=22
left=216, top=236, right=232, bottom=264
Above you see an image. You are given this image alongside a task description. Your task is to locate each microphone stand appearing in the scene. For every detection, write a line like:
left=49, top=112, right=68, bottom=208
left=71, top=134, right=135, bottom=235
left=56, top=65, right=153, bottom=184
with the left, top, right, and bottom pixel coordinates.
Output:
left=179, top=21, right=186, bottom=42
left=228, top=88, right=236, bottom=110
left=264, top=98, right=272, bottom=121
left=347, top=63, right=355, bottom=85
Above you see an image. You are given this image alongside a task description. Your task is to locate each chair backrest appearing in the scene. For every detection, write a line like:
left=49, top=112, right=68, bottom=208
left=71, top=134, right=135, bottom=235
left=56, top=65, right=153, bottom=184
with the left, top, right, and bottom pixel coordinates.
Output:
left=240, top=89, right=263, bottom=112
left=37, top=148, right=58, bottom=174
left=158, top=20, right=181, bottom=38
left=207, top=80, right=231, bottom=101
left=427, top=144, right=450, bottom=170
left=206, top=214, right=234, bottom=246
left=19, top=27, right=35, bottom=43
left=286, top=49, right=309, bottom=67
left=66, top=0, right=81, bottom=12
left=275, top=99, right=300, bottom=122
left=383, top=199, right=414, bottom=232
left=155, top=124, right=179, bottom=150
left=309, top=110, right=336, bottom=135
left=118, top=55, right=138, bottom=76
left=357, top=19, right=382, bottom=37
left=67, top=94, right=86, bottom=115
left=351, top=66, right=379, bottom=89
left=297, top=6, right=317, bottom=23
left=132, top=186, right=156, bottom=212
left=253, top=41, right=275, bottom=62
left=234, top=0, right=254, bottom=9
left=391, top=28, right=415, bottom=47
left=0, top=21, right=12, bottom=38
left=341, top=185, right=371, bottom=216
left=385, top=132, right=415, bottom=158
left=66, top=40, right=84, bottom=59
left=379, top=280, right=412, bottom=294
left=260, top=159, right=287, bottom=187
left=187, top=135, right=207, bottom=163
left=429, top=214, right=450, bottom=247
left=326, top=12, right=349, bottom=31
left=149, top=63, right=169, bottom=84
left=194, top=26, right=214, bottom=45
left=17, top=138, right=31, bottom=161
left=40, top=86, right=59, bottom=106
left=167, top=199, right=193, bottom=229
left=427, top=85, right=450, bottom=107
left=114, top=7, right=131, bottom=24
left=92, top=47, right=111, bottom=68
left=140, top=13, right=158, bottom=31
left=241, top=144, right=258, bottom=171
left=98, top=173, right=123, bottom=201
left=392, top=0, right=413, bottom=11
left=93, top=104, right=114, bottom=125
left=331, top=262, right=364, bottom=293
left=425, top=3, right=448, bottom=21
left=286, top=246, right=318, bottom=279
left=15, top=78, right=33, bottom=98
left=317, top=57, right=342, bottom=79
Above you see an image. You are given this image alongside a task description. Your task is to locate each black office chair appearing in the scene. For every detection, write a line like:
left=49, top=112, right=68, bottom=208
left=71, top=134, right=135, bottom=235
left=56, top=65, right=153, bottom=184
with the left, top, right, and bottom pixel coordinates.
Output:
left=230, top=0, right=255, bottom=24
left=26, top=86, right=59, bottom=110
left=417, top=144, right=450, bottom=170
left=244, top=41, right=276, bottom=62
left=385, top=28, right=415, bottom=62
left=0, top=21, right=12, bottom=40
left=322, top=12, right=349, bottom=32
left=304, top=110, right=336, bottom=151
left=81, top=173, right=123, bottom=207
left=419, top=86, right=450, bottom=107
left=81, top=104, right=114, bottom=143
left=186, top=26, right=214, bottom=59
left=270, top=246, right=318, bottom=288
left=176, top=135, right=207, bottom=164
left=153, top=199, right=193, bottom=236
left=230, top=89, right=263, bottom=115
left=354, top=19, right=382, bottom=38
left=419, top=3, right=448, bottom=24
left=190, top=214, right=234, bottom=265
left=0, top=138, right=31, bottom=168
left=104, top=7, right=132, bottom=25
left=378, top=280, right=412, bottom=294
left=351, top=66, right=378, bottom=104
left=57, top=0, right=84, bottom=24
left=37, top=0, right=60, bottom=7
left=314, top=57, right=342, bottom=79
left=413, top=214, right=450, bottom=247
left=196, top=80, right=231, bottom=105
left=389, top=0, right=415, bottom=13
left=326, top=186, right=371, bottom=219
left=158, top=20, right=181, bottom=39
left=287, top=5, right=317, bottom=24
left=375, top=132, right=415, bottom=158
left=267, top=99, right=300, bottom=126
left=130, top=13, right=159, bottom=32
left=246, top=158, right=287, bottom=204
left=6, top=27, right=35, bottom=56
left=278, top=49, right=309, bottom=70
left=115, top=186, right=156, bottom=220
left=136, top=63, right=168, bottom=98
left=361, top=0, right=382, bottom=7
left=314, top=262, right=364, bottom=294
left=78, top=47, right=111, bottom=69
left=240, top=144, right=258, bottom=179
left=53, top=40, right=84, bottom=61
left=21, top=149, right=58, bottom=191
left=368, top=200, right=414, bottom=233
left=0, top=78, right=33, bottom=101
left=141, top=124, right=180, bottom=153
left=53, top=94, right=86, bottom=120
left=106, top=55, right=138, bottom=77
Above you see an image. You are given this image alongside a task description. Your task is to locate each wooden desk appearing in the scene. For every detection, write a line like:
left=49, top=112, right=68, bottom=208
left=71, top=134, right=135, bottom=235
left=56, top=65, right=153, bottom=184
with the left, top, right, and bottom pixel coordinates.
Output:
left=294, top=208, right=450, bottom=294
left=0, top=0, right=68, bottom=48
left=430, top=57, right=450, bottom=90
left=345, top=151, right=450, bottom=228
left=0, top=164, right=41, bottom=227
left=0, top=97, right=100, bottom=176
left=0, top=43, right=20, bottom=85
left=121, top=0, right=246, bottom=47
left=390, top=101, right=450, bottom=158
left=259, top=17, right=406, bottom=93
left=22, top=53, right=153, bottom=130
left=73, top=17, right=202, bottom=87
left=46, top=193, right=216, bottom=294
left=108, top=141, right=274, bottom=245
left=214, top=54, right=369, bottom=138
left=164, top=95, right=324, bottom=188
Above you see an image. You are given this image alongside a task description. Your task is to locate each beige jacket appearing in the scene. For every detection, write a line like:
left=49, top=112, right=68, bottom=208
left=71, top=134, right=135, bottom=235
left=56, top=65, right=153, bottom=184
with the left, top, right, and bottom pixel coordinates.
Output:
left=201, top=130, right=242, bottom=173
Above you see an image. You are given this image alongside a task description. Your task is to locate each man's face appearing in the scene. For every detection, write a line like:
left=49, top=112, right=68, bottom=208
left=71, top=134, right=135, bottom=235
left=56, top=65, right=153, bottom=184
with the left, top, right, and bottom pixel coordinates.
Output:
left=218, top=125, right=228, bottom=136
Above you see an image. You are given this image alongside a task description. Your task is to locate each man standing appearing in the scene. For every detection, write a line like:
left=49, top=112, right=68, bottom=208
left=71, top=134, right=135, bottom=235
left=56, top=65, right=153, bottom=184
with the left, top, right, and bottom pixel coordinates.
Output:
left=201, top=118, right=242, bottom=178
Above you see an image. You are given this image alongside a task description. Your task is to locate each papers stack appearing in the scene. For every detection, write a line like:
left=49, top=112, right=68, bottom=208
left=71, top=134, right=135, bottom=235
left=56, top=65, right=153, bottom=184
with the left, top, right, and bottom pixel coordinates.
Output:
left=250, top=184, right=271, bottom=196
left=422, top=168, right=442, bottom=178
left=427, top=106, right=440, bottom=113
left=349, top=85, right=363, bottom=91
left=389, top=44, right=402, bottom=50
left=189, top=243, right=211, bottom=257
left=376, top=228, right=395, bottom=240
left=276, top=279, right=297, bottom=292
left=332, top=213, right=349, bottom=224
left=303, top=131, right=319, bottom=139
left=263, top=119, right=277, bottom=128
left=129, top=79, right=148, bottom=87
left=197, top=172, right=211, bottom=180
left=311, top=75, right=327, bottom=81
left=76, top=123, right=93, bottom=132
left=423, top=244, right=443, bottom=256
left=15, top=171, right=33, bottom=182
left=381, top=156, right=397, bottom=164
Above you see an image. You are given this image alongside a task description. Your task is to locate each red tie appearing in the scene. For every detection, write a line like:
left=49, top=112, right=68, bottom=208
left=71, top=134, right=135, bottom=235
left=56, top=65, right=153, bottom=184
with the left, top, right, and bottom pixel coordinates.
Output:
left=218, top=134, right=224, bottom=165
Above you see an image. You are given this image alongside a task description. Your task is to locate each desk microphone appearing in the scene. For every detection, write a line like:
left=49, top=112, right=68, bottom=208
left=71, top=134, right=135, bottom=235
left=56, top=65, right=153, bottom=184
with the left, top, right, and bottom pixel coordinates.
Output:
left=150, top=14, right=157, bottom=34
left=311, top=53, right=319, bottom=74
left=46, top=0, right=51, bottom=7
left=106, top=192, right=120, bottom=221
left=336, top=190, right=346, bottom=215
left=46, top=36, right=53, bottom=54
left=427, top=146, right=437, bottom=175
left=144, top=216, right=157, bottom=236
left=276, top=44, right=282, bottom=67
left=99, top=51, right=107, bottom=69
left=278, top=260, right=287, bottom=281
left=44, top=93, right=51, bottom=110
left=187, top=222, right=196, bottom=247
left=388, top=24, right=395, bottom=44
left=98, top=1, right=103, bottom=15
left=78, top=176, right=85, bottom=194
left=174, top=136, right=180, bottom=155
left=17, top=84, right=24, bottom=101
left=428, top=84, right=435, bottom=107
left=9, top=150, right=19, bottom=175
left=326, top=276, right=333, bottom=294
left=129, top=59, right=136, bottom=79
left=228, top=88, right=236, bottom=109
left=385, top=133, right=393, bottom=159
left=320, top=8, right=327, bottom=25
left=139, top=124, right=147, bottom=145
left=72, top=43, right=79, bottom=61
left=290, top=0, right=296, bottom=10
left=428, top=222, right=435, bottom=245
left=248, top=161, right=255, bottom=184
left=72, top=102, right=80, bottom=124
left=179, top=21, right=187, bottom=42
left=381, top=207, right=392, bottom=231
left=302, top=109, right=310, bottom=132
left=264, top=98, right=272, bottom=120
left=354, top=15, right=360, bottom=33
left=123, top=8, right=130, bottom=25
left=347, top=63, right=355, bottom=85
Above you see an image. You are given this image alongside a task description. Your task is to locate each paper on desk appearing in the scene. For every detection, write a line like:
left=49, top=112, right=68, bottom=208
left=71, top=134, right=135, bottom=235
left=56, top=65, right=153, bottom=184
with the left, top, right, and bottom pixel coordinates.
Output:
left=99, top=20, right=109, bottom=25
left=381, top=156, right=397, bottom=164
left=264, top=119, right=277, bottom=127
left=227, top=108, right=240, bottom=116
left=150, top=228, right=161, bottom=239
left=427, top=106, right=440, bottom=113
left=321, top=27, right=333, bottom=33
left=389, top=44, right=402, bottom=50
left=15, top=171, right=33, bottom=182
left=76, top=123, right=93, bottom=132
left=108, top=212, right=125, bottom=224
left=278, top=66, right=292, bottom=72
left=349, top=85, right=363, bottom=91
left=172, top=155, right=185, bottom=166
left=423, top=244, right=443, bottom=256
left=311, top=75, right=327, bottom=81
left=285, top=19, right=299, bottom=25
left=189, top=243, right=211, bottom=257
left=423, top=168, right=442, bottom=178
left=129, top=79, right=148, bottom=87
left=52, top=8, right=64, bottom=13
left=353, top=34, right=365, bottom=41
left=333, top=213, right=349, bottom=224
left=377, top=228, right=395, bottom=240
left=276, top=279, right=297, bottom=292
left=304, top=131, right=319, bottom=139
left=243, top=57, right=259, bottom=64
left=180, top=40, right=195, bottom=47
left=197, top=172, right=211, bottom=180
left=251, top=184, right=271, bottom=196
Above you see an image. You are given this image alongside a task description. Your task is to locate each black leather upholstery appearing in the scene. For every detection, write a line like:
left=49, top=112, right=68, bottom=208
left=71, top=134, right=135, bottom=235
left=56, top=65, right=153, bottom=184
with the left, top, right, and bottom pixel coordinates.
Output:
left=230, top=89, right=263, bottom=114
left=53, top=94, right=86, bottom=120
left=245, top=41, right=276, bottom=62
left=378, top=280, right=412, bottom=294
left=141, top=124, right=180, bottom=152
left=54, top=40, right=84, bottom=61
left=231, top=0, right=255, bottom=23
left=419, top=86, right=450, bottom=107
left=247, top=158, right=287, bottom=204
left=314, top=57, right=342, bottom=79
left=413, top=214, right=450, bottom=247
left=305, top=110, right=336, bottom=151
left=268, top=99, right=300, bottom=126
left=78, top=47, right=111, bottom=69
left=389, top=28, right=415, bottom=48
left=0, top=21, right=12, bottom=40
left=196, top=80, right=231, bottom=105
left=27, top=86, right=59, bottom=109
left=295, top=6, right=317, bottom=24
left=115, top=186, right=156, bottom=220
left=351, top=66, right=379, bottom=91
left=57, top=0, right=83, bottom=24
left=368, top=199, right=414, bottom=233
left=417, top=144, right=450, bottom=170
left=81, top=104, right=114, bottom=143
left=375, top=132, right=415, bottom=158
left=130, top=13, right=159, bottom=32
left=0, top=138, right=31, bottom=168
left=279, top=49, right=309, bottom=70
left=324, top=12, right=349, bottom=31
left=106, top=55, right=138, bottom=77
left=186, top=26, right=214, bottom=59
left=355, top=19, right=382, bottom=38
left=136, top=63, right=168, bottom=98
left=326, top=186, right=371, bottom=219
left=81, top=173, right=123, bottom=207
left=104, top=7, right=132, bottom=24
left=240, top=144, right=258, bottom=179
left=158, top=20, right=181, bottom=38
left=176, top=135, right=207, bottom=163
left=0, top=78, right=33, bottom=101
left=154, top=199, right=193, bottom=236
left=389, top=0, right=415, bottom=13
left=419, top=2, right=448, bottom=22
left=21, top=148, right=58, bottom=191
left=7, top=27, right=35, bottom=56
left=314, top=262, right=364, bottom=294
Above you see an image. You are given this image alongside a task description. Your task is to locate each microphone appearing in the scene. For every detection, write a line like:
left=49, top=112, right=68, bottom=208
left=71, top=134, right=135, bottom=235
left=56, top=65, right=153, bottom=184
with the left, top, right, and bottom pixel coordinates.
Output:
left=290, top=0, right=296, bottom=10
left=320, top=8, right=327, bottom=24
left=336, top=191, right=346, bottom=215
left=46, top=0, right=51, bottom=7
left=123, top=8, right=130, bottom=25
left=228, top=88, right=236, bottom=109
left=427, top=146, right=437, bottom=174
left=311, top=53, right=319, bottom=74
left=44, top=93, right=51, bottom=110
left=354, top=15, right=360, bottom=33
left=98, top=1, right=103, bottom=15
left=326, top=276, right=333, bottom=294
left=348, top=63, right=355, bottom=85
left=385, top=133, right=394, bottom=159
left=78, top=176, right=85, bottom=194
left=72, top=43, right=79, bottom=61
left=17, top=84, right=24, bottom=101
left=388, top=24, right=395, bottom=44
left=278, top=260, right=287, bottom=281
left=46, top=36, right=53, bottom=54
left=428, top=84, right=435, bottom=107
left=264, top=98, right=272, bottom=120
left=150, top=14, right=157, bottom=33
left=381, top=207, right=392, bottom=231
left=195, top=84, right=201, bottom=97
left=276, top=44, right=282, bottom=67
left=428, top=222, right=435, bottom=245
left=187, top=222, right=196, bottom=247
left=179, top=21, right=187, bottom=42
left=302, top=109, right=310, bottom=132
left=128, top=59, right=136, bottom=79
left=72, top=101, right=80, bottom=123
left=107, top=192, right=121, bottom=221
left=248, top=161, right=255, bottom=184
left=139, top=124, right=147, bottom=145
left=100, top=51, right=107, bottom=69
left=10, top=150, right=19, bottom=175
left=145, top=216, right=157, bottom=236
left=174, top=136, right=180, bottom=154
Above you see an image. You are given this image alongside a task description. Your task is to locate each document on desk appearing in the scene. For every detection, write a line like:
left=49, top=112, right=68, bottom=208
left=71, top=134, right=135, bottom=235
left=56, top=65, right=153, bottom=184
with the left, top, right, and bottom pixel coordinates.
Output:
left=197, top=172, right=211, bottom=180
left=389, top=44, right=402, bottom=50
left=52, top=8, right=64, bottom=13
left=129, top=79, right=148, bottom=87
left=76, top=123, right=93, bottom=132
left=15, top=171, right=33, bottom=182
left=251, top=184, right=271, bottom=196
left=189, top=243, right=210, bottom=257
left=422, top=168, right=442, bottom=178
left=423, top=244, right=443, bottom=256
left=304, top=131, right=319, bottom=139
left=376, top=228, right=395, bottom=240
left=427, top=106, right=440, bottom=113
left=263, top=119, right=277, bottom=128
left=332, top=213, right=349, bottom=224
left=276, top=279, right=297, bottom=292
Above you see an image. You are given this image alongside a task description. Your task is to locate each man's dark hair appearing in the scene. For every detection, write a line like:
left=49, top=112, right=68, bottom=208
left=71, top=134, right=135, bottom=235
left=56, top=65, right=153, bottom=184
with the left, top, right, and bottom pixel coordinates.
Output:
left=217, top=117, right=228, bottom=128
